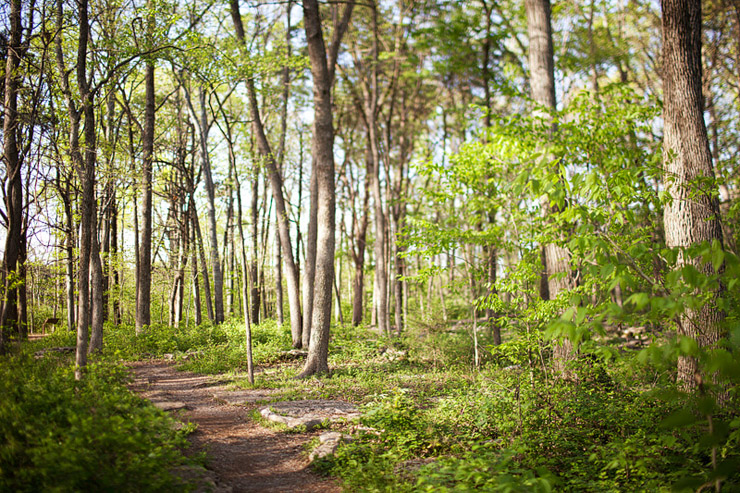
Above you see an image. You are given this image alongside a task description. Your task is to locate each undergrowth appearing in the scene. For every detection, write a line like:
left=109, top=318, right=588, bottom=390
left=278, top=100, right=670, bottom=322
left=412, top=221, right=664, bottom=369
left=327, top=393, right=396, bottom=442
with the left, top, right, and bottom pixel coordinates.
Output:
left=18, top=316, right=740, bottom=492
left=0, top=351, right=193, bottom=492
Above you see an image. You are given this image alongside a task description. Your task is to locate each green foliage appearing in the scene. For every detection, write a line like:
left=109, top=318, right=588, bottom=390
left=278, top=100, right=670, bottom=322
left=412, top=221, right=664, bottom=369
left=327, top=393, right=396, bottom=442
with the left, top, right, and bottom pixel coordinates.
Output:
left=308, top=325, right=740, bottom=492
left=101, top=318, right=293, bottom=373
left=0, top=354, right=191, bottom=492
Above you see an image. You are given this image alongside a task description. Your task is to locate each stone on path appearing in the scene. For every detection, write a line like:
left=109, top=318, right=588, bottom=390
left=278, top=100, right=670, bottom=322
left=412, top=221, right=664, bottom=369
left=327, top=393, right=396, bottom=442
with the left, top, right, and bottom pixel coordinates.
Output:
left=173, top=465, right=233, bottom=493
left=152, top=400, right=188, bottom=411
left=309, top=432, right=353, bottom=462
left=259, top=399, right=360, bottom=431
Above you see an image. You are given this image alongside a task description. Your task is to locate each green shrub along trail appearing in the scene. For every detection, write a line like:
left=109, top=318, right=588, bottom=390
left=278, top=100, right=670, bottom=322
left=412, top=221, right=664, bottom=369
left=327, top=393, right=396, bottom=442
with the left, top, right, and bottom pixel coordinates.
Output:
left=3, top=318, right=738, bottom=492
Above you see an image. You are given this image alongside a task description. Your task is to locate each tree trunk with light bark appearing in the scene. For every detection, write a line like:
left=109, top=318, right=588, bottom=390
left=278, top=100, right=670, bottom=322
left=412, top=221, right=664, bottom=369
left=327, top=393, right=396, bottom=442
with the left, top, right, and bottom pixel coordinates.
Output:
left=661, top=0, right=726, bottom=390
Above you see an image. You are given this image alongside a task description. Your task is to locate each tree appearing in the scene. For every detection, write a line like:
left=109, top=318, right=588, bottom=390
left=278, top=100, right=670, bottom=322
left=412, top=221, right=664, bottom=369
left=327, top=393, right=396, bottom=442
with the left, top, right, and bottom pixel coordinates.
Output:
left=0, top=0, right=25, bottom=352
left=54, top=0, right=97, bottom=377
left=660, top=0, right=725, bottom=390
left=299, top=0, right=354, bottom=377
left=526, top=0, right=577, bottom=376
left=229, top=0, right=304, bottom=347
left=135, top=0, right=156, bottom=333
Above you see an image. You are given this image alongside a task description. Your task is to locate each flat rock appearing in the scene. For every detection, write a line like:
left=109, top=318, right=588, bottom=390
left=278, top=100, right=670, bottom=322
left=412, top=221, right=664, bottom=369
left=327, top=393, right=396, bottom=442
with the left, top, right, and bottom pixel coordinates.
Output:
left=259, top=400, right=359, bottom=431
left=309, top=432, right=353, bottom=462
left=269, top=399, right=359, bottom=418
left=278, top=349, right=308, bottom=360
left=152, top=400, right=188, bottom=411
left=260, top=408, right=324, bottom=430
left=213, top=389, right=280, bottom=406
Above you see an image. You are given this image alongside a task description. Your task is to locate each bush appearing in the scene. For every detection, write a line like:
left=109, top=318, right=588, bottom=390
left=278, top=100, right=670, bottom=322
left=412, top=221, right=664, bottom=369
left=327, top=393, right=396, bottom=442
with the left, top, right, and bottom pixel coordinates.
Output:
left=0, top=354, right=191, bottom=492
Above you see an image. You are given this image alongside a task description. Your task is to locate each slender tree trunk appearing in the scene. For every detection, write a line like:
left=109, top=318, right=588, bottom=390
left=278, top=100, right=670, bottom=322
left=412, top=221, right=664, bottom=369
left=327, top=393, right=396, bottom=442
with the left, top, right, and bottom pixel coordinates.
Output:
left=190, top=208, right=202, bottom=326
left=303, top=166, right=318, bottom=346
left=136, top=22, right=155, bottom=333
left=229, top=0, right=304, bottom=345
left=661, top=0, right=726, bottom=390
left=0, top=0, right=25, bottom=352
left=299, top=0, right=354, bottom=377
left=193, top=204, right=215, bottom=322
left=62, top=174, right=76, bottom=332
left=55, top=0, right=95, bottom=377
left=526, top=0, right=576, bottom=376
left=360, top=0, right=390, bottom=335
left=197, top=88, right=225, bottom=324
left=274, top=0, right=293, bottom=328
left=89, top=207, right=104, bottom=353
left=351, top=167, right=370, bottom=327
left=233, top=133, right=255, bottom=384
left=250, top=173, right=261, bottom=325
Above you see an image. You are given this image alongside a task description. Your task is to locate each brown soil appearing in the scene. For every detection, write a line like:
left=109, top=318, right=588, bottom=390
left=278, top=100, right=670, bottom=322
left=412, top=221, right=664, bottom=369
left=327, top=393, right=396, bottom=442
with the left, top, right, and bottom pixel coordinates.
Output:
left=128, top=360, right=342, bottom=493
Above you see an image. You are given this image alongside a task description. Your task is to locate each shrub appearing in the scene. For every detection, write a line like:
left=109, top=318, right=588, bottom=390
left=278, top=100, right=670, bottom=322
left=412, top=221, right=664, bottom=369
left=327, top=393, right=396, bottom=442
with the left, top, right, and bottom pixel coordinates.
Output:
left=0, top=354, right=191, bottom=492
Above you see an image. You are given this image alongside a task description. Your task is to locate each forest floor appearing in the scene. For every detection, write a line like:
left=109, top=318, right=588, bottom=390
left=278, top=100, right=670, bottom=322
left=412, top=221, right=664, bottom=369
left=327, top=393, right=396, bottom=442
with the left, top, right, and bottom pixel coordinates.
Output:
left=128, top=360, right=342, bottom=493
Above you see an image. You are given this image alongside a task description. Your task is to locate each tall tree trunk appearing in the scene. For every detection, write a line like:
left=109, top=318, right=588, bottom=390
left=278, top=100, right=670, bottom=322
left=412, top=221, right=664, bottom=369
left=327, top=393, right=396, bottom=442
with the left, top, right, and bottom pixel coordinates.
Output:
left=229, top=0, right=303, bottom=346
left=197, top=88, right=225, bottom=324
left=360, top=0, right=390, bottom=335
left=193, top=204, right=215, bottom=322
left=299, top=0, right=354, bottom=377
left=250, top=173, right=261, bottom=326
left=526, top=0, right=576, bottom=376
left=136, top=12, right=155, bottom=333
left=89, top=206, right=104, bottom=353
left=661, top=0, right=725, bottom=390
left=0, top=0, right=24, bottom=352
left=274, top=0, right=293, bottom=328
left=303, top=167, right=318, bottom=347
left=233, top=133, right=255, bottom=384
left=350, top=150, right=370, bottom=327
left=63, top=177, right=76, bottom=332
left=190, top=207, right=202, bottom=326
left=55, top=0, right=95, bottom=377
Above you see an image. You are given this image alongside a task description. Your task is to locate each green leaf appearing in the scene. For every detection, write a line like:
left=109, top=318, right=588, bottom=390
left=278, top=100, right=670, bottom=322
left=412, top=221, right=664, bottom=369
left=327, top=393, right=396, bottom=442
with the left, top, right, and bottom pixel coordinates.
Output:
left=626, top=292, right=649, bottom=310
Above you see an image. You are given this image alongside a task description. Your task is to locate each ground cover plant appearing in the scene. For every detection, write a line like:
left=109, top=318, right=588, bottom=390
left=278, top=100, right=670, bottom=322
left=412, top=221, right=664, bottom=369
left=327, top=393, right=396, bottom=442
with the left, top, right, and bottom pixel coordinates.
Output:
left=0, top=340, right=195, bottom=492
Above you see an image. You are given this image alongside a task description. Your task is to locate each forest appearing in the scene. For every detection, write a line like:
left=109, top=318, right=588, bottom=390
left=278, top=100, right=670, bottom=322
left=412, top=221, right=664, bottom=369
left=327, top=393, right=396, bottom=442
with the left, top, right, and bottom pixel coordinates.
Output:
left=1, top=0, right=740, bottom=490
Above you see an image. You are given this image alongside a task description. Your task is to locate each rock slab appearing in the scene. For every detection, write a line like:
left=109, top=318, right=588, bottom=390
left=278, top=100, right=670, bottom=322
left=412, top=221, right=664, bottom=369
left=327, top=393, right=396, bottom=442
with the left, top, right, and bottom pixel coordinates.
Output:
left=309, top=432, right=353, bottom=462
left=259, top=400, right=360, bottom=431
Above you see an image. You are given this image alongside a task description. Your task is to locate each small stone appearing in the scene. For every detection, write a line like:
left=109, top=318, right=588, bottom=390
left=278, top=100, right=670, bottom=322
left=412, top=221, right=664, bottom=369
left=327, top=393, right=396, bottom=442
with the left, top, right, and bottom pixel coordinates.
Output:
left=393, top=458, right=437, bottom=479
left=319, top=431, right=352, bottom=444
left=278, top=349, right=308, bottom=360
left=172, top=465, right=232, bottom=493
left=153, top=401, right=188, bottom=411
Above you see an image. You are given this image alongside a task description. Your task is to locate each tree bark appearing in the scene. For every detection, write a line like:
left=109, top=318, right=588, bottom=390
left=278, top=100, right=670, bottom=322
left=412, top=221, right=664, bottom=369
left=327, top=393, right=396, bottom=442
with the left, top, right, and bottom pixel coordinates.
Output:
left=136, top=55, right=155, bottom=333
left=299, top=0, right=354, bottom=377
left=55, top=0, right=95, bottom=378
left=303, top=166, right=318, bottom=346
left=198, top=88, right=225, bottom=324
left=250, top=172, right=261, bottom=326
left=193, top=202, right=215, bottom=322
left=661, top=0, right=725, bottom=390
left=229, top=0, right=303, bottom=346
left=0, top=0, right=25, bottom=352
left=526, top=0, right=577, bottom=376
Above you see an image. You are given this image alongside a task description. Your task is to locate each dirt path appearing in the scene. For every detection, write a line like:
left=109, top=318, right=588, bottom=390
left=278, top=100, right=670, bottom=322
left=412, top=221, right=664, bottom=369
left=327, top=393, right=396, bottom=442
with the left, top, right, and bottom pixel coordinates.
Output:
left=128, top=360, right=342, bottom=493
